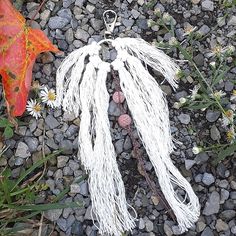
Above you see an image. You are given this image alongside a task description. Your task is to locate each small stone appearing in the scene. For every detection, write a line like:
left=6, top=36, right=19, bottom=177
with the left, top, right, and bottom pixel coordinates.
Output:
left=228, top=16, right=236, bottom=26
left=139, top=218, right=145, bottom=230
left=202, top=173, right=215, bottom=186
left=201, top=0, right=214, bottom=11
left=206, top=110, right=220, bottom=122
left=44, top=209, right=62, bottom=221
left=108, top=101, right=121, bottom=116
left=90, top=18, right=103, bottom=31
left=224, top=81, right=234, bottom=92
left=79, top=182, right=88, bottom=196
left=70, top=183, right=80, bottom=193
left=172, top=226, right=182, bottom=235
left=136, top=19, right=148, bottom=30
left=191, top=0, right=200, bottom=4
left=15, top=142, right=30, bottom=158
left=40, top=9, right=50, bottom=21
left=115, top=139, right=124, bottom=154
left=75, top=0, right=85, bottom=7
left=210, top=125, right=221, bottom=141
left=24, top=137, right=38, bottom=152
left=48, top=16, right=69, bottom=29
left=57, top=218, right=67, bottom=232
left=123, top=19, right=134, bottom=28
left=203, top=191, right=220, bottom=216
left=215, top=219, right=229, bottom=232
left=65, top=28, right=74, bottom=44
left=194, top=54, right=204, bottom=66
left=71, top=221, right=83, bottom=235
left=27, top=2, right=39, bottom=11
left=57, top=156, right=69, bottom=168
left=86, top=4, right=95, bottom=13
left=177, top=113, right=190, bottom=125
left=131, top=9, right=140, bottom=19
left=164, top=222, right=173, bottom=236
left=60, top=140, right=74, bottom=154
left=231, top=226, right=236, bottom=234
left=75, top=28, right=90, bottom=42
left=145, top=219, right=154, bottom=232
left=220, top=189, right=229, bottom=203
left=63, top=0, right=74, bottom=8
left=84, top=206, right=93, bottom=220
left=201, top=227, right=214, bottom=236
left=185, top=159, right=196, bottom=170
left=198, top=25, right=210, bottom=36
left=220, top=210, right=236, bottom=220
left=124, top=136, right=132, bottom=150
left=196, top=221, right=206, bottom=232
left=217, top=17, right=226, bottom=27
left=58, top=9, right=72, bottom=21
left=15, top=157, right=24, bottom=166
left=45, top=115, right=60, bottom=129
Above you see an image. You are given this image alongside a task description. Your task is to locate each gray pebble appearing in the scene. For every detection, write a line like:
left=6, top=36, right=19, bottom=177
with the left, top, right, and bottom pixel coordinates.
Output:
left=63, top=0, right=75, bottom=8
left=24, top=137, right=38, bottom=152
left=45, top=115, right=60, bottom=129
left=145, top=219, right=154, bottom=232
left=58, top=9, right=72, bottom=21
left=108, top=101, right=121, bottom=116
left=44, top=209, right=62, bottom=221
left=201, top=227, right=214, bottom=236
left=60, top=140, right=74, bottom=154
left=198, top=25, right=210, bottom=36
left=185, top=159, right=196, bottom=170
left=75, top=0, right=85, bottom=7
left=136, top=19, right=148, bottom=30
left=115, top=139, right=124, bottom=155
left=90, top=18, right=103, bottom=31
left=71, top=221, right=83, bottom=235
left=131, top=9, right=140, bottom=19
left=202, top=173, right=215, bottom=186
left=57, top=218, right=68, bottom=232
left=75, top=28, right=90, bottom=42
left=210, top=125, right=221, bottom=141
left=228, top=16, right=236, bottom=26
left=178, top=113, right=191, bottom=125
left=57, top=156, right=69, bottom=168
left=206, top=110, right=221, bottom=122
left=123, top=19, right=135, bottom=28
left=201, top=0, right=214, bottom=11
left=15, top=142, right=30, bottom=158
left=48, top=16, right=69, bottom=29
left=215, top=219, right=229, bottom=232
left=203, top=191, right=220, bottom=215
left=220, top=210, right=236, bottom=221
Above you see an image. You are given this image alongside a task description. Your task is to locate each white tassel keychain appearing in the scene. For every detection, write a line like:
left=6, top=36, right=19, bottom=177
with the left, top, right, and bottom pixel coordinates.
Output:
left=56, top=10, right=200, bottom=236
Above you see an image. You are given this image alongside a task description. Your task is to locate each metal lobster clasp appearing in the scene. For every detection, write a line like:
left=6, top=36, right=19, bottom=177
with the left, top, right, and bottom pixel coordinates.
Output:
left=103, top=10, right=118, bottom=39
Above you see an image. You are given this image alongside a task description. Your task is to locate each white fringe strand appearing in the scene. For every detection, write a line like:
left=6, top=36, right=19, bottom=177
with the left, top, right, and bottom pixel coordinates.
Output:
left=56, top=38, right=200, bottom=236
left=112, top=47, right=200, bottom=232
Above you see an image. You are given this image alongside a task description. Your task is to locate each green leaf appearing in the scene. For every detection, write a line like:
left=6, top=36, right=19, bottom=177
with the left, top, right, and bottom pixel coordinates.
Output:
left=10, top=150, right=61, bottom=192
left=0, top=118, right=9, bottom=128
left=3, top=126, right=14, bottom=139
left=4, top=201, right=82, bottom=212
left=212, top=143, right=236, bottom=165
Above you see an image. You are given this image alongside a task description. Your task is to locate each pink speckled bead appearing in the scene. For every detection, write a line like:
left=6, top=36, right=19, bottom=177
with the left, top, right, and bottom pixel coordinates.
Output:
left=118, top=114, right=132, bottom=128
left=112, top=91, right=125, bottom=104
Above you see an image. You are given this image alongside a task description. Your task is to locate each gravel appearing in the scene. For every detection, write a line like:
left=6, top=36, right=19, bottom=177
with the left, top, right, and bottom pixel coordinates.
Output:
left=3, top=0, right=235, bottom=235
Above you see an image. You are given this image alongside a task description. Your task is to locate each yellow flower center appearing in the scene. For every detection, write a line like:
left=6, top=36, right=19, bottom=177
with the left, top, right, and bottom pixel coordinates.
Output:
left=232, top=90, right=236, bottom=96
left=225, top=110, right=234, bottom=118
left=212, top=46, right=222, bottom=55
left=48, top=91, right=56, bottom=101
left=33, top=104, right=41, bottom=113
left=227, top=130, right=234, bottom=141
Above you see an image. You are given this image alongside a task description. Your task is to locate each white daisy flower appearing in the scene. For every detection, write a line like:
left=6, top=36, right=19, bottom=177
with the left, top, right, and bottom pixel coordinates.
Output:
left=179, top=97, right=187, bottom=104
left=192, top=146, right=202, bottom=155
left=173, top=102, right=181, bottom=109
left=210, top=90, right=226, bottom=100
left=230, top=90, right=236, bottom=102
left=26, top=99, right=42, bottom=119
left=189, top=84, right=200, bottom=100
left=221, top=110, right=234, bottom=128
left=40, top=87, right=56, bottom=108
left=183, top=24, right=197, bottom=36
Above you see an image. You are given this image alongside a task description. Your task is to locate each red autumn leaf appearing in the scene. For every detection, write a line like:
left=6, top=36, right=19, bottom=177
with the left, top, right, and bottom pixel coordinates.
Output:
left=0, top=0, right=59, bottom=117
